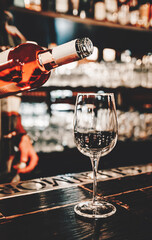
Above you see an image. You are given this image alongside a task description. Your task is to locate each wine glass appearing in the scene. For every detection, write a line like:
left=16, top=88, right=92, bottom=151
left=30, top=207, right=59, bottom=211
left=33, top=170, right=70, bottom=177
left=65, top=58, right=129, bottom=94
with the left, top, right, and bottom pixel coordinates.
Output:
left=73, top=93, right=118, bottom=219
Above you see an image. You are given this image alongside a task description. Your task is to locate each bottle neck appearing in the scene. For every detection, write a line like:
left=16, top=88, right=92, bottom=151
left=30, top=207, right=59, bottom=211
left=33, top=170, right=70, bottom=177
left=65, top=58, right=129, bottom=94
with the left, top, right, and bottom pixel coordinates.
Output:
left=38, top=38, right=93, bottom=71
left=51, top=39, right=80, bottom=66
left=38, top=49, right=58, bottom=72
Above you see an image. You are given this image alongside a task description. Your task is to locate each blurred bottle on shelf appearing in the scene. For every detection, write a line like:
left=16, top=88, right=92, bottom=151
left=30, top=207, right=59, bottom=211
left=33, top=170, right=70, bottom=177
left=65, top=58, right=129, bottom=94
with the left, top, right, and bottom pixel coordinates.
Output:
left=103, top=48, right=116, bottom=62
left=105, top=0, right=118, bottom=23
left=150, top=1, right=152, bottom=27
left=70, top=0, right=80, bottom=15
left=55, top=0, right=70, bottom=13
left=117, top=0, right=130, bottom=25
left=138, top=0, right=150, bottom=28
left=14, top=0, right=25, bottom=7
left=129, top=0, right=140, bottom=26
left=78, top=0, right=94, bottom=19
left=94, top=0, right=106, bottom=21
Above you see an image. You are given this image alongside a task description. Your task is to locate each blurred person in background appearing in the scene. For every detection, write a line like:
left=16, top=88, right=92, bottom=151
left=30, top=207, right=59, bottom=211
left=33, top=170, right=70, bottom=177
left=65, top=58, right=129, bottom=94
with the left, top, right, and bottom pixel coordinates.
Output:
left=0, top=0, right=39, bottom=183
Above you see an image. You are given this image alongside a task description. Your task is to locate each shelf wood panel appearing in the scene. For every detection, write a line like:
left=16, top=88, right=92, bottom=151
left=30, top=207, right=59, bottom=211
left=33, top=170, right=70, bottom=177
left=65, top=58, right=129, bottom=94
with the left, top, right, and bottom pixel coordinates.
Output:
left=10, top=6, right=152, bottom=34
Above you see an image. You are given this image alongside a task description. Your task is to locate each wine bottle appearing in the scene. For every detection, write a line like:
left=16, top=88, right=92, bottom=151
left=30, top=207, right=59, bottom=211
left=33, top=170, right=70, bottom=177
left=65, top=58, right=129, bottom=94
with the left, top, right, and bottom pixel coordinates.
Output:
left=0, top=38, right=93, bottom=98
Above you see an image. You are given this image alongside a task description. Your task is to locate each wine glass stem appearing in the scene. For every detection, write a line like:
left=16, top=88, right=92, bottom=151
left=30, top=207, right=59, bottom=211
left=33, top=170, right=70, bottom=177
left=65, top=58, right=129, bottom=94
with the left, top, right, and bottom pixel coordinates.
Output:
left=91, top=156, right=99, bottom=205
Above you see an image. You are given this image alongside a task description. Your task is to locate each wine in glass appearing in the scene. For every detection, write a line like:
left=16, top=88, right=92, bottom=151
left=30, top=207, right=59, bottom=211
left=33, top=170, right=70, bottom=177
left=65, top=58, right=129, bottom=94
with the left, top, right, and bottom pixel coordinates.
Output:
left=73, top=93, right=118, bottom=219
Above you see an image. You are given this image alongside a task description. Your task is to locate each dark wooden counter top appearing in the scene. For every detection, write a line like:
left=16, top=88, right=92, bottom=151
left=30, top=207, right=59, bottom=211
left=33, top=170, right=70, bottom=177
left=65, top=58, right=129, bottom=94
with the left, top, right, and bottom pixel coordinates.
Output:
left=0, top=164, right=151, bottom=240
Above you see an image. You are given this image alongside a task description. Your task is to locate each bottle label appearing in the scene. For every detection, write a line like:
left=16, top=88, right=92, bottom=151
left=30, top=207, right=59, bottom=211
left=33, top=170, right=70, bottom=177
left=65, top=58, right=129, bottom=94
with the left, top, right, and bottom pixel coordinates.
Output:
left=38, top=50, right=58, bottom=71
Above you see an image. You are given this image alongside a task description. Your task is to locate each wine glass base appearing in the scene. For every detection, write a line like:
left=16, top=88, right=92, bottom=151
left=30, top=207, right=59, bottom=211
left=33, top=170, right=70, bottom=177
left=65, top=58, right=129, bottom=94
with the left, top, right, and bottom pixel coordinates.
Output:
left=74, top=200, right=116, bottom=219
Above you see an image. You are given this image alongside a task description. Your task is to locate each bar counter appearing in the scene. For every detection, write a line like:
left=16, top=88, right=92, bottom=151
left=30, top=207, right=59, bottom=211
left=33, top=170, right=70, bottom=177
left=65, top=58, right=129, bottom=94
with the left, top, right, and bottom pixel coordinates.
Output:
left=0, top=164, right=152, bottom=240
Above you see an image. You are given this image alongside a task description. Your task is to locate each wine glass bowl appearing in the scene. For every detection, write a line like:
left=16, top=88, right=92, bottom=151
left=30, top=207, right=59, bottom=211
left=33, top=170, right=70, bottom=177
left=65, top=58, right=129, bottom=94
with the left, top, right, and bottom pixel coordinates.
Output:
left=73, top=93, right=118, bottom=219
